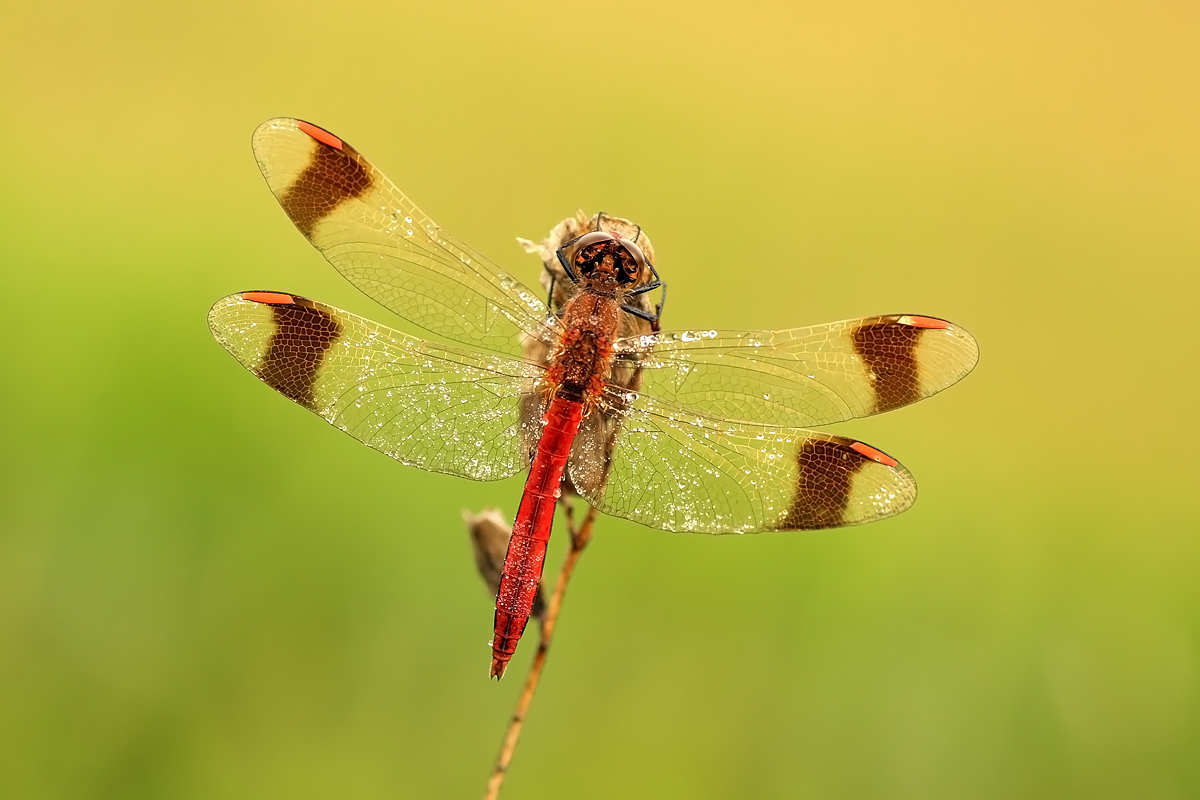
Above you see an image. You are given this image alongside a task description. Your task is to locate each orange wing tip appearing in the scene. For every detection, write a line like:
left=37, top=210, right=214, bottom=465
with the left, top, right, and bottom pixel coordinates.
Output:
left=902, top=315, right=950, bottom=330
left=850, top=441, right=900, bottom=467
left=242, top=291, right=296, bottom=305
left=296, top=120, right=343, bottom=150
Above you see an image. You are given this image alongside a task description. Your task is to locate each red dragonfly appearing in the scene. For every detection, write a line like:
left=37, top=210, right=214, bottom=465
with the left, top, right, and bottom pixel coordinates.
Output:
left=209, top=118, right=979, bottom=678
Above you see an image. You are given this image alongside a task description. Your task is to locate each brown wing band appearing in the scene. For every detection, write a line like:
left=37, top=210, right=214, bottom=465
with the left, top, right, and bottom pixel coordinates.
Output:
left=777, top=438, right=871, bottom=530
left=279, top=133, right=374, bottom=238
left=851, top=318, right=926, bottom=413
left=254, top=298, right=342, bottom=410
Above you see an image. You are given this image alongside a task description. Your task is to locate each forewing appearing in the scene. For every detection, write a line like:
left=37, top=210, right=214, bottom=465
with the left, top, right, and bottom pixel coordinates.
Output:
left=251, top=118, right=558, bottom=356
left=569, top=392, right=916, bottom=533
left=208, top=291, right=544, bottom=481
left=613, top=315, right=978, bottom=427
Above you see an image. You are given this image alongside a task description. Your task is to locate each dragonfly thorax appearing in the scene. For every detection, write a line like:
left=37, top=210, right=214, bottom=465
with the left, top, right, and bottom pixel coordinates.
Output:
left=549, top=291, right=621, bottom=405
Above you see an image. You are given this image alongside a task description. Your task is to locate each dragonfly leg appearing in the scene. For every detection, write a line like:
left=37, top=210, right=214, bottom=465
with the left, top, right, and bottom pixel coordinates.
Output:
left=555, top=244, right=580, bottom=283
left=622, top=264, right=667, bottom=325
left=545, top=272, right=557, bottom=314
left=626, top=260, right=664, bottom=298
left=620, top=303, right=660, bottom=323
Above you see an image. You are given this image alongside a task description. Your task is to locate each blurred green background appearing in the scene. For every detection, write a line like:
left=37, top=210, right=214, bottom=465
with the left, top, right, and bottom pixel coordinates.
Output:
left=2, top=1, right=1198, bottom=798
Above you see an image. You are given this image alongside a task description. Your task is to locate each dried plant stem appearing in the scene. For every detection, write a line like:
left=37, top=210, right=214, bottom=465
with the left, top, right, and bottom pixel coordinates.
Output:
left=483, top=502, right=598, bottom=800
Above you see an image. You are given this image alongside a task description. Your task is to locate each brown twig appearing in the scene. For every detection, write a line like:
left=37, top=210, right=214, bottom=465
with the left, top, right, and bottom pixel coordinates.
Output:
left=483, top=501, right=598, bottom=800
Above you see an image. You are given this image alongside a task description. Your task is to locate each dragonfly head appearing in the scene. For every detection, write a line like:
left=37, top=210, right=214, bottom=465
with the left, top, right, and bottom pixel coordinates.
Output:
left=557, top=231, right=649, bottom=290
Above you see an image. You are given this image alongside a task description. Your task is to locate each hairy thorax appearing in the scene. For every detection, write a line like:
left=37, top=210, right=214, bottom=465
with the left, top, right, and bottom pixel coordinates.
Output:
left=547, top=290, right=621, bottom=405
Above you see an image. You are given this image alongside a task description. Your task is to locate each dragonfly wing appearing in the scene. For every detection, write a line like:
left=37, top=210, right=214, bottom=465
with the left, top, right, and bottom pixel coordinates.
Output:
left=209, top=291, right=544, bottom=481
left=564, top=401, right=622, bottom=496
left=569, top=392, right=916, bottom=533
left=613, top=315, right=978, bottom=427
left=251, top=118, right=559, bottom=356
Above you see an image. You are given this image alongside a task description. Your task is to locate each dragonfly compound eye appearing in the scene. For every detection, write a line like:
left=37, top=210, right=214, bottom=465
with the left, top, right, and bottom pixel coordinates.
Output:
left=615, top=240, right=649, bottom=285
left=570, top=231, right=617, bottom=277
left=568, top=231, right=647, bottom=285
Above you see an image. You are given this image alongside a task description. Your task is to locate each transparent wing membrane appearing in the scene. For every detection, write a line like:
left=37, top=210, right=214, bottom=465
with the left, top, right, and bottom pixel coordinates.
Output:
left=252, top=118, right=559, bottom=356
left=614, top=315, right=978, bottom=428
left=209, top=292, right=545, bottom=481
left=570, top=392, right=917, bottom=534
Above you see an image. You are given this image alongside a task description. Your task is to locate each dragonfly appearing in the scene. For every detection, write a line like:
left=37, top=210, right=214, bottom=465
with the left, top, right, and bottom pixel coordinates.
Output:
left=209, top=118, right=979, bottom=679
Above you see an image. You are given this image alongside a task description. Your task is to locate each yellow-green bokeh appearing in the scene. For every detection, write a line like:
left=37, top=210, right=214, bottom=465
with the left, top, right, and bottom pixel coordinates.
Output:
left=2, top=1, right=1197, bottom=798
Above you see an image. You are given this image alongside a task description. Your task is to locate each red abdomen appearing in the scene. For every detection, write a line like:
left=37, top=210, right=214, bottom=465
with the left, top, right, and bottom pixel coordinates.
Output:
left=490, top=397, right=584, bottom=678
